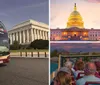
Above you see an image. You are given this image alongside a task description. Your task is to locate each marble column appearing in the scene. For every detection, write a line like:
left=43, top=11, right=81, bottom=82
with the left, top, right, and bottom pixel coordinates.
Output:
left=47, top=32, right=48, bottom=40
left=29, top=29, right=31, bottom=42
left=33, top=29, right=35, bottom=40
left=23, top=30, right=25, bottom=43
left=18, top=32, right=20, bottom=43
left=25, top=30, right=27, bottom=43
left=44, top=31, right=46, bottom=40
left=45, top=32, right=47, bottom=40
left=34, top=29, right=37, bottom=40
left=31, top=28, right=34, bottom=42
left=41, top=31, right=43, bottom=40
left=42, top=31, right=44, bottom=39
left=37, top=29, right=39, bottom=39
left=40, top=30, right=42, bottom=39
left=43, top=31, right=45, bottom=40
left=10, top=34, right=12, bottom=44
left=13, top=33, right=15, bottom=42
left=45, top=31, right=47, bottom=40
left=19, top=31, right=22, bottom=44
left=16, top=32, right=18, bottom=41
left=12, top=33, right=13, bottom=44
left=27, top=29, right=29, bottom=43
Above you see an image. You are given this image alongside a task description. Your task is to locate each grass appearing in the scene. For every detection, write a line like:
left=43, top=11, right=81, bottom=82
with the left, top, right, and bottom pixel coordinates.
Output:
left=10, top=49, right=48, bottom=52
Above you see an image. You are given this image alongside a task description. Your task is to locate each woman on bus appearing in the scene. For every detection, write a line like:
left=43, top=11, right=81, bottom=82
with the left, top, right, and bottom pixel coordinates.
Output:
left=74, top=61, right=84, bottom=79
left=74, top=58, right=84, bottom=71
left=53, top=67, right=75, bottom=85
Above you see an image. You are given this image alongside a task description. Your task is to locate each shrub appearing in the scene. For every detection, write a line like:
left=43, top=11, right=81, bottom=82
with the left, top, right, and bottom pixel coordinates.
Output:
left=30, top=39, right=49, bottom=49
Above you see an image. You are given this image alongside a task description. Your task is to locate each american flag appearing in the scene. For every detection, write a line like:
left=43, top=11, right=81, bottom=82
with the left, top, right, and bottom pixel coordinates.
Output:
left=86, top=0, right=100, bottom=3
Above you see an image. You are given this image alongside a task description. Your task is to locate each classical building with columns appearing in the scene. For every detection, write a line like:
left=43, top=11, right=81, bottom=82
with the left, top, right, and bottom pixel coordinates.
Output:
left=8, top=19, right=49, bottom=45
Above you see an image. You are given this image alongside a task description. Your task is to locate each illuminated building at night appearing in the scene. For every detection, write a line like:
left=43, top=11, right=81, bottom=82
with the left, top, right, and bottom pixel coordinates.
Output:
left=50, top=3, right=100, bottom=41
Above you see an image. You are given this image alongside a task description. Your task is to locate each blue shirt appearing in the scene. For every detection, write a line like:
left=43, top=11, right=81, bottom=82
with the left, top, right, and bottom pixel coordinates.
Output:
left=76, top=75, right=100, bottom=85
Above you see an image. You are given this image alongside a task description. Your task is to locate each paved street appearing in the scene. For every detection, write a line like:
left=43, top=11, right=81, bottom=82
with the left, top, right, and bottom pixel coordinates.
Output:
left=0, top=57, right=48, bottom=85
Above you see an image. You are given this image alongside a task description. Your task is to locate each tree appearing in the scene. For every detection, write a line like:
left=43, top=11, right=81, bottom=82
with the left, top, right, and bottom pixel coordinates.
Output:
left=51, top=49, right=59, bottom=57
left=83, top=56, right=90, bottom=62
left=10, top=41, right=20, bottom=50
left=30, top=39, right=49, bottom=49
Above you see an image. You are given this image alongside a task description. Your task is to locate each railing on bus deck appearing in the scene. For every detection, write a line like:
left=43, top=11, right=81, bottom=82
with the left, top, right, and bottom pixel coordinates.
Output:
left=58, top=54, right=100, bottom=68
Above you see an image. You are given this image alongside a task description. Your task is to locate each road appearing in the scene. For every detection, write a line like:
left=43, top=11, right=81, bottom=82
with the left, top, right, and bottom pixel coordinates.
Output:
left=0, top=57, right=48, bottom=85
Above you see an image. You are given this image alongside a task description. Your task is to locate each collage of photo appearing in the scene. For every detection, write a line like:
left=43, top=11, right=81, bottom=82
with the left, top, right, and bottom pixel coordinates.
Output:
left=0, top=0, right=100, bottom=85
left=50, top=0, right=100, bottom=85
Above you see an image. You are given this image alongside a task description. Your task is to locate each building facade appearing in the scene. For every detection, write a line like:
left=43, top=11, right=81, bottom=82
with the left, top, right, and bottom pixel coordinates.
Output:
left=8, top=19, right=49, bottom=45
left=51, top=28, right=89, bottom=41
left=51, top=28, right=100, bottom=41
left=50, top=3, right=100, bottom=41
left=88, top=28, right=100, bottom=41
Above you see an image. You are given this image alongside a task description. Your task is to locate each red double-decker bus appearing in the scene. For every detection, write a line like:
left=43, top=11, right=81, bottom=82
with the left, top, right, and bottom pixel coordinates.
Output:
left=0, top=21, right=10, bottom=64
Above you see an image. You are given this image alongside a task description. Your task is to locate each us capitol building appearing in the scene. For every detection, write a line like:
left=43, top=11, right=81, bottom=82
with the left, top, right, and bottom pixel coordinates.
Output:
left=8, top=19, right=49, bottom=45
left=50, top=3, right=100, bottom=41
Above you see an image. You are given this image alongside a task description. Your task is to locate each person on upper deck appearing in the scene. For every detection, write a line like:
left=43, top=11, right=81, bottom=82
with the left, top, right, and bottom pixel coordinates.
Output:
left=76, top=62, right=100, bottom=85
left=74, top=61, right=84, bottom=79
left=53, top=67, right=73, bottom=85
left=95, top=61, right=100, bottom=78
left=64, top=58, right=75, bottom=75
left=74, top=57, right=84, bottom=71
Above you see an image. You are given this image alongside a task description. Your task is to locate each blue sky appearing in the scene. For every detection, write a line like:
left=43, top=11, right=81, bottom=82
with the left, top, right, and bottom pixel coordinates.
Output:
left=0, top=0, right=49, bottom=30
left=51, top=0, right=100, bottom=29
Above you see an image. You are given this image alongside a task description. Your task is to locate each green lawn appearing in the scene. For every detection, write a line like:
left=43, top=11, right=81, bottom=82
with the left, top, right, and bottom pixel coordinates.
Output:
left=10, top=49, right=48, bottom=52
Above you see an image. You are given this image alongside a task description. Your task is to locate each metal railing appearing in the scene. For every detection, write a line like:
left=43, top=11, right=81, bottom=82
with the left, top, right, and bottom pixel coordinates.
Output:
left=10, top=52, right=48, bottom=58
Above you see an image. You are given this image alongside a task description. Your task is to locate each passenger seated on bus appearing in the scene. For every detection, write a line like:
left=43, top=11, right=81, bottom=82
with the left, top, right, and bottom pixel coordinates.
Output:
left=76, top=62, right=100, bottom=85
left=64, top=58, right=75, bottom=72
left=85, top=81, right=100, bottom=85
left=65, top=60, right=74, bottom=71
left=53, top=67, right=75, bottom=85
left=74, top=57, right=84, bottom=71
left=95, top=61, right=100, bottom=78
left=74, top=61, right=84, bottom=79
left=76, top=72, right=84, bottom=80
left=65, top=58, right=73, bottom=67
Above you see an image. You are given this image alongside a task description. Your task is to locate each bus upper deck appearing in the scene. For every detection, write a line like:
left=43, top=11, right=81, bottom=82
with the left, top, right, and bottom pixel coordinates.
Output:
left=0, top=21, right=10, bottom=64
left=51, top=55, right=100, bottom=85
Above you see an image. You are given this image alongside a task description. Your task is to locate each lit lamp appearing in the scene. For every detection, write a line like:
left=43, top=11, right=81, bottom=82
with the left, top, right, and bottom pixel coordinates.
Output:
left=80, top=36, right=82, bottom=38
left=73, top=32, right=77, bottom=36
left=63, top=32, right=67, bottom=35
left=68, top=36, right=71, bottom=38
left=84, top=32, right=87, bottom=36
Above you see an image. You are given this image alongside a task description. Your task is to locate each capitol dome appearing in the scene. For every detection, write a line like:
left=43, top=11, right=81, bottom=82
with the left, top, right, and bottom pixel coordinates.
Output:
left=67, top=3, right=84, bottom=29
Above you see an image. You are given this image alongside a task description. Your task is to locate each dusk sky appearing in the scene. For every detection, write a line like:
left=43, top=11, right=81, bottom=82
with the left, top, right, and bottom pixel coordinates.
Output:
left=51, top=43, right=100, bottom=52
left=0, top=0, right=49, bottom=30
left=51, top=0, right=100, bottom=29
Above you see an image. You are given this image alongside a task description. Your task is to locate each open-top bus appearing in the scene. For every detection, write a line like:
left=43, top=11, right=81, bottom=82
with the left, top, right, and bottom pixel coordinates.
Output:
left=0, top=21, right=10, bottom=64
left=51, top=54, right=100, bottom=85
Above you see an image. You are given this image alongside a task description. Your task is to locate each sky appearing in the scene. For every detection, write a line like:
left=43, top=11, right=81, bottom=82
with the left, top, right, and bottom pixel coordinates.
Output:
left=0, top=0, right=49, bottom=30
left=50, top=0, right=100, bottom=29
left=51, top=43, right=100, bottom=52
